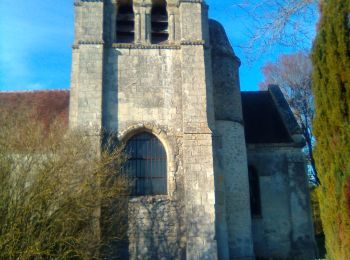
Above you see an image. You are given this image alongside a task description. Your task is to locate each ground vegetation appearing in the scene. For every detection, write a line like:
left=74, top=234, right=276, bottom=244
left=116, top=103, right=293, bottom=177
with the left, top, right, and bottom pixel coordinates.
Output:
left=0, top=104, right=129, bottom=259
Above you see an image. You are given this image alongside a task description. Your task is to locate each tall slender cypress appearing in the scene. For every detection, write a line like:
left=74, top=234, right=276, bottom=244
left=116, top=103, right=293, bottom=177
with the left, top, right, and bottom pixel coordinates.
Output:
left=312, top=0, right=350, bottom=258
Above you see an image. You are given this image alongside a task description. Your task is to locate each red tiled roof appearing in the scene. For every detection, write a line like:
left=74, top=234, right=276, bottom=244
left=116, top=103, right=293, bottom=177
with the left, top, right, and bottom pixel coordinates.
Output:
left=0, top=90, right=70, bottom=129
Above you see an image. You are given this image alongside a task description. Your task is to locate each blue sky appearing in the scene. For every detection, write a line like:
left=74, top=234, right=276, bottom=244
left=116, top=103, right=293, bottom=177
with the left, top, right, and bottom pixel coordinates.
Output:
left=0, top=0, right=316, bottom=92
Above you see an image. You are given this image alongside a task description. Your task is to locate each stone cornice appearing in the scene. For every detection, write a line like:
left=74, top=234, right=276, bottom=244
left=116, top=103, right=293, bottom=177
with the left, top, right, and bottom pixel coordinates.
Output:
left=78, top=40, right=105, bottom=45
left=74, top=0, right=206, bottom=8
left=133, top=3, right=178, bottom=8
left=215, top=119, right=244, bottom=126
left=178, top=0, right=208, bottom=9
left=180, top=40, right=205, bottom=46
left=74, top=0, right=103, bottom=6
left=179, top=0, right=204, bottom=3
left=75, top=0, right=207, bottom=7
left=73, top=41, right=105, bottom=48
left=247, top=143, right=303, bottom=150
left=74, top=41, right=211, bottom=49
left=112, top=43, right=181, bottom=49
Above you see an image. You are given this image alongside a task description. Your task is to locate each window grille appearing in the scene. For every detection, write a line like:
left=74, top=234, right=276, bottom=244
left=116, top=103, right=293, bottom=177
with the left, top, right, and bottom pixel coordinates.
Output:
left=248, top=166, right=262, bottom=217
left=124, top=132, right=167, bottom=196
left=116, top=0, right=135, bottom=43
left=151, top=0, right=169, bottom=44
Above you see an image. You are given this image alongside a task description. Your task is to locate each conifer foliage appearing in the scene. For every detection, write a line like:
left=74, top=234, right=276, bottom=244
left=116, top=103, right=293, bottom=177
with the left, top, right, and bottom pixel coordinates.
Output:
left=312, top=0, right=350, bottom=258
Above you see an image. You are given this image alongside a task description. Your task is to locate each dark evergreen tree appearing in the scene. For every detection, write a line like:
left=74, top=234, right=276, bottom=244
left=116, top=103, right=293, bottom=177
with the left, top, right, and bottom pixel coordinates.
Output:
left=312, top=0, right=350, bottom=258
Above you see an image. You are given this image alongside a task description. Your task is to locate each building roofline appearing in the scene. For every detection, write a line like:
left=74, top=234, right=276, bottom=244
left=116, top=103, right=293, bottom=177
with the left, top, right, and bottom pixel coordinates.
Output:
left=267, top=85, right=305, bottom=147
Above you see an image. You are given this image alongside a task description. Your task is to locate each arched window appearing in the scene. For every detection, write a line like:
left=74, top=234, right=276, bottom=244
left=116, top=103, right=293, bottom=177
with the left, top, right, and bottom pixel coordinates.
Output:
left=116, top=0, right=135, bottom=43
left=124, top=132, right=167, bottom=196
left=248, top=166, right=262, bottom=217
left=151, top=0, right=169, bottom=44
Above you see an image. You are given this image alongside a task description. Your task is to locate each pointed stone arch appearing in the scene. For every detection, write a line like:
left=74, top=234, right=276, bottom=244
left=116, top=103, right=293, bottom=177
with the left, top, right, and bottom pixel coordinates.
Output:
left=118, top=124, right=177, bottom=196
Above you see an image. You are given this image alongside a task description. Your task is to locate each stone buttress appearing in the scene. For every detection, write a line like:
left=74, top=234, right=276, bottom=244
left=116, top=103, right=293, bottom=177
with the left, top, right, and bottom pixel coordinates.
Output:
left=69, top=1, right=104, bottom=149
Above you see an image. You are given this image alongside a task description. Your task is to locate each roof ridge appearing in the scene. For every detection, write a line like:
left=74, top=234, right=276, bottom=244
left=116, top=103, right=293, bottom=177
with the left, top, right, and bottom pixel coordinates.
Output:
left=268, top=85, right=305, bottom=147
left=241, top=90, right=269, bottom=94
left=0, top=89, right=70, bottom=94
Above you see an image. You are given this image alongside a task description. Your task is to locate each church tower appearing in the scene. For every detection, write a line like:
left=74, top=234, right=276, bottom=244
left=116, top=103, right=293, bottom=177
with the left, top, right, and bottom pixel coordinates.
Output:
left=69, top=0, right=255, bottom=259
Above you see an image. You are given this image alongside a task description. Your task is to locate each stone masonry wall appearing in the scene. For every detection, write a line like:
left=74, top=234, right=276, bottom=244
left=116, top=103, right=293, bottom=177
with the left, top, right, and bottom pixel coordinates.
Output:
left=210, top=17, right=254, bottom=259
left=215, top=121, right=254, bottom=259
left=100, top=1, right=188, bottom=256
left=180, top=2, right=218, bottom=258
left=103, top=45, right=186, bottom=259
left=70, top=1, right=255, bottom=259
left=101, top=0, right=219, bottom=258
left=247, top=145, right=316, bottom=259
left=69, top=1, right=104, bottom=133
left=102, top=48, right=183, bottom=133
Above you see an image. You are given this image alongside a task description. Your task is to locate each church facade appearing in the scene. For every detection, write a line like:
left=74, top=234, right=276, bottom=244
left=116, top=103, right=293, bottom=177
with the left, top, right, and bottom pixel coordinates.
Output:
left=69, top=0, right=315, bottom=259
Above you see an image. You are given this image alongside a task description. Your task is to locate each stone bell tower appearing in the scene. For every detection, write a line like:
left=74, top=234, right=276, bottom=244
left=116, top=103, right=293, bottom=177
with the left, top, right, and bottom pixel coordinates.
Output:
left=69, top=0, right=254, bottom=259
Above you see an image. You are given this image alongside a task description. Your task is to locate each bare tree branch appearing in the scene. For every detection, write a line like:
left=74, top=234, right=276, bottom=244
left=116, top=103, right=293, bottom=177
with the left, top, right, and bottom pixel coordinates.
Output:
left=260, top=51, right=320, bottom=185
left=231, top=0, right=319, bottom=60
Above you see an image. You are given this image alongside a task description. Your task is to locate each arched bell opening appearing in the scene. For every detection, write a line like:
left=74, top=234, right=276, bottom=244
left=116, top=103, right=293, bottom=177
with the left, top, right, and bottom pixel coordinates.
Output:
left=116, top=0, right=135, bottom=43
left=151, top=0, right=169, bottom=44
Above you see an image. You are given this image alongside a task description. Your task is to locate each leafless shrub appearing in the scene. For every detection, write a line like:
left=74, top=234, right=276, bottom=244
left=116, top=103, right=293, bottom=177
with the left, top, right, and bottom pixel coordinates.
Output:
left=260, top=51, right=319, bottom=185
left=0, top=107, right=129, bottom=259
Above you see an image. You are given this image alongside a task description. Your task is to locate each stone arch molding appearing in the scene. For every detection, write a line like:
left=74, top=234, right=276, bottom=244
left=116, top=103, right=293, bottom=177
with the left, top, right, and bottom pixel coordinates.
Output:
left=118, top=123, right=178, bottom=196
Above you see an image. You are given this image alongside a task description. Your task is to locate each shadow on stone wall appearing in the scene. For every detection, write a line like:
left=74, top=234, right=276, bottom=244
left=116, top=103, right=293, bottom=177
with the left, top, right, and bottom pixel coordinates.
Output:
left=128, top=197, right=186, bottom=259
left=100, top=195, right=130, bottom=260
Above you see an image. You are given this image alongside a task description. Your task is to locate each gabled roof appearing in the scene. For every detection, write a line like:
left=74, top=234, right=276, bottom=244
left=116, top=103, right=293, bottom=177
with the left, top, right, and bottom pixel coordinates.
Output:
left=0, top=90, right=69, bottom=129
left=241, top=86, right=304, bottom=145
